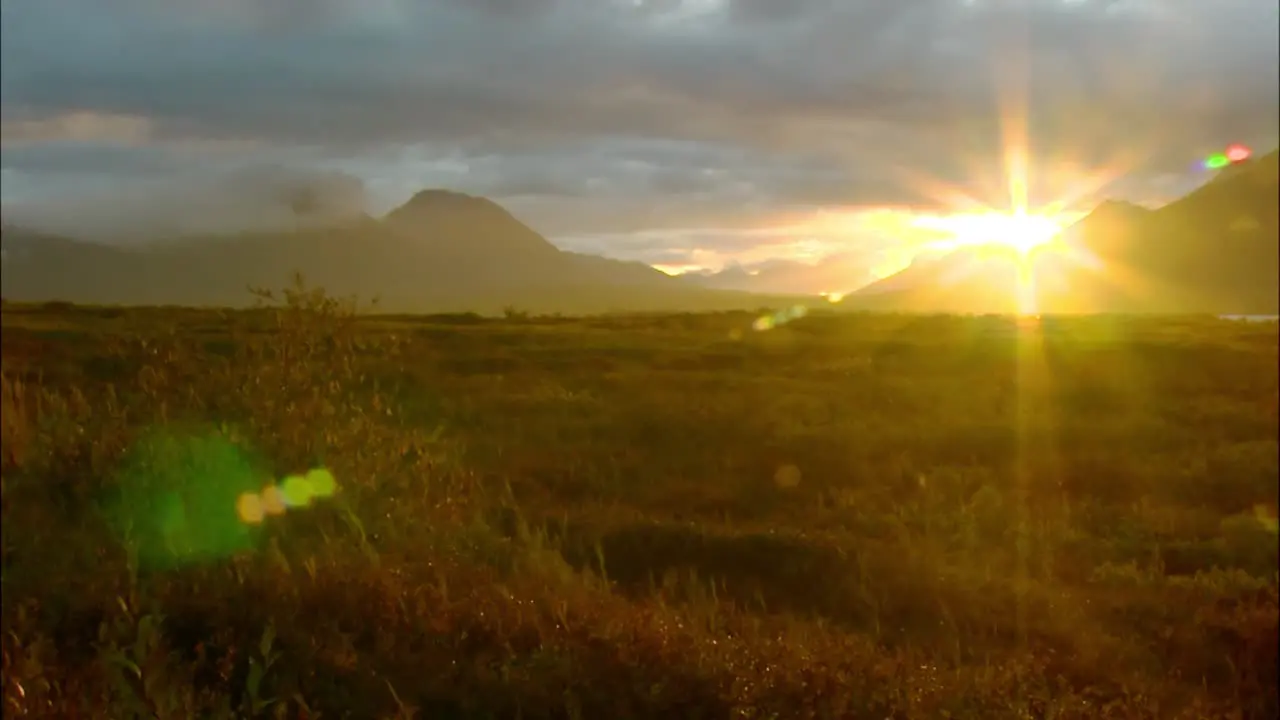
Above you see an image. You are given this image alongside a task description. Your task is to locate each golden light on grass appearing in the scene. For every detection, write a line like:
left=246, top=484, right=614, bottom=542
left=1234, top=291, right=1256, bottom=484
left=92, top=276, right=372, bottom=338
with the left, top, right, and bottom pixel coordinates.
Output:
left=6, top=280, right=1277, bottom=716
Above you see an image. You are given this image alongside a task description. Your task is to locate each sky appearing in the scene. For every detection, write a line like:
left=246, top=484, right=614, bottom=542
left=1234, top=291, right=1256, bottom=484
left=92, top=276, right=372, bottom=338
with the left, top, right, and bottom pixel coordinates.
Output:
left=2, top=0, right=1278, bottom=277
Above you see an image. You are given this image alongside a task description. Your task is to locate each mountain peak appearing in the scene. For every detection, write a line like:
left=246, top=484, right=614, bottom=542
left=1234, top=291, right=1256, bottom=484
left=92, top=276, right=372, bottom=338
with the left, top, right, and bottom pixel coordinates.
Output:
left=383, top=188, right=562, bottom=258
left=386, top=189, right=505, bottom=221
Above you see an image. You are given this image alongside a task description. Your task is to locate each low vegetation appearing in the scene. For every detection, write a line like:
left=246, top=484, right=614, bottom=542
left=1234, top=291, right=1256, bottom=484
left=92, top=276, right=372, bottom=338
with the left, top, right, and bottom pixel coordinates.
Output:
left=2, top=278, right=1277, bottom=719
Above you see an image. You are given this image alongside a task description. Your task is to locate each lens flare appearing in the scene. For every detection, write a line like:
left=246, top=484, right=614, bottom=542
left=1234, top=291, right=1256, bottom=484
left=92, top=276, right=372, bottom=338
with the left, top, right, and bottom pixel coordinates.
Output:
left=1204, top=144, right=1251, bottom=170
left=106, top=429, right=267, bottom=569
left=236, top=492, right=265, bottom=525
left=261, top=484, right=288, bottom=516
left=1203, top=153, right=1230, bottom=170
left=1225, top=144, right=1252, bottom=163
left=751, top=304, right=808, bottom=333
left=233, top=468, right=339, bottom=526
left=305, top=467, right=337, bottom=498
left=105, top=427, right=344, bottom=569
left=280, top=474, right=313, bottom=507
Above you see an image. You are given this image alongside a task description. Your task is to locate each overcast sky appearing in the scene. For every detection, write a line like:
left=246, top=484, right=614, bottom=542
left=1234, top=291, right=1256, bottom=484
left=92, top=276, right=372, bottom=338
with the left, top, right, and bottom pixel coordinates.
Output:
left=2, top=0, right=1277, bottom=271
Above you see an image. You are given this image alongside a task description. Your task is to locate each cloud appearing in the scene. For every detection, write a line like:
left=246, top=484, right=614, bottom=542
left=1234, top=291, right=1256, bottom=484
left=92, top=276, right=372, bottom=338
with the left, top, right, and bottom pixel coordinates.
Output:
left=2, top=0, right=1277, bottom=267
left=3, top=162, right=368, bottom=240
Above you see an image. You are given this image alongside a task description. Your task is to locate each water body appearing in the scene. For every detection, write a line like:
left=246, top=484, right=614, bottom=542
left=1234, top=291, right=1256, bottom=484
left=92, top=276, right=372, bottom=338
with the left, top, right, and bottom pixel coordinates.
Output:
left=1218, top=315, right=1280, bottom=323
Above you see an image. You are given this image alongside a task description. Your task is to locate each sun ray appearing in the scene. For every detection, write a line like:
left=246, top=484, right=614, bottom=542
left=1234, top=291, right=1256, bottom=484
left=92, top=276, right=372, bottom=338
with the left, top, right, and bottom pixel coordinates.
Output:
left=987, top=10, right=1038, bottom=693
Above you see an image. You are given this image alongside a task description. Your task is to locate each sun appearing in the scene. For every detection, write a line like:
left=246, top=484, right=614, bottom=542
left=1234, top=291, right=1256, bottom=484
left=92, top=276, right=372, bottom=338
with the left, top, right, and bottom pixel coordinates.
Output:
left=910, top=209, right=1067, bottom=257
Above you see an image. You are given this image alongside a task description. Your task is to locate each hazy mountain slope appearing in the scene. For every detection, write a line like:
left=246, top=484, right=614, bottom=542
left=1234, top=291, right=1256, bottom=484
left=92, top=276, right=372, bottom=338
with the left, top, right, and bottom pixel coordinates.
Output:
left=680, top=254, right=875, bottom=296
left=843, top=246, right=1029, bottom=313
left=0, top=191, right=798, bottom=314
left=563, top=252, right=676, bottom=286
left=844, top=150, right=1280, bottom=314
left=1101, top=150, right=1279, bottom=312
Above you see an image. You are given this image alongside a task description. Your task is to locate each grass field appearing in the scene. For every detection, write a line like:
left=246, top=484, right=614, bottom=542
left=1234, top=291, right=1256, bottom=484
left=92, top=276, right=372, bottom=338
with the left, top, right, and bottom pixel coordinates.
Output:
left=2, top=282, right=1277, bottom=719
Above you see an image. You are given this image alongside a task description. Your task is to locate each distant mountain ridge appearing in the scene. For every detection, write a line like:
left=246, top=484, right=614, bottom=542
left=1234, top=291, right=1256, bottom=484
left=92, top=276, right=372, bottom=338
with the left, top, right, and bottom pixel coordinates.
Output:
left=841, top=150, right=1280, bottom=314
left=3, top=152, right=1277, bottom=314
left=679, top=254, right=876, bottom=296
left=0, top=190, right=804, bottom=314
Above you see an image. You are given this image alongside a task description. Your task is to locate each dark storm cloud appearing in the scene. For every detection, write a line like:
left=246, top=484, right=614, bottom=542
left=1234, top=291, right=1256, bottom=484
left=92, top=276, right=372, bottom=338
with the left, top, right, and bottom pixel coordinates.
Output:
left=1, top=0, right=1277, bottom=250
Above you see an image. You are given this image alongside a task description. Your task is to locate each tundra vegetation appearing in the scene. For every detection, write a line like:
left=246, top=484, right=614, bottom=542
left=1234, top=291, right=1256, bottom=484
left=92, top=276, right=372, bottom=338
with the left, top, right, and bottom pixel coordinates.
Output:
left=2, top=278, right=1277, bottom=719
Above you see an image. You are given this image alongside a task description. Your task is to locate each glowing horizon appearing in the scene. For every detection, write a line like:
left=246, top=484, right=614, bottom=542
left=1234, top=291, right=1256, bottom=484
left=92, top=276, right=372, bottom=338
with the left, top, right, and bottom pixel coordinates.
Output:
left=645, top=202, right=1087, bottom=291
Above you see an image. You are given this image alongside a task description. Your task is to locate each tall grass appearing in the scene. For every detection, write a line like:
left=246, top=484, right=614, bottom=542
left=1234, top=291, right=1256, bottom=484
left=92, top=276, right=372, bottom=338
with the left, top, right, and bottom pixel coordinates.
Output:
left=1, top=280, right=1276, bottom=718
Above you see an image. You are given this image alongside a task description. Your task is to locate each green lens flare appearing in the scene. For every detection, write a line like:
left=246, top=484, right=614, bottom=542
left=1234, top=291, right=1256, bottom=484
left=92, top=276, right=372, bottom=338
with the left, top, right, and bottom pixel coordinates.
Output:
left=104, top=426, right=342, bottom=569
left=233, top=468, right=338, bottom=524
left=106, top=428, right=266, bottom=570
left=305, top=467, right=337, bottom=498
left=280, top=474, right=313, bottom=507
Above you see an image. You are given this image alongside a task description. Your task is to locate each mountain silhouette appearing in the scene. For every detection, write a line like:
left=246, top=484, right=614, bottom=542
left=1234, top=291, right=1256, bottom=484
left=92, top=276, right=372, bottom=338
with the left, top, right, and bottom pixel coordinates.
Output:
left=385, top=190, right=563, bottom=259
left=843, top=150, right=1280, bottom=314
left=4, top=154, right=1276, bottom=315
left=680, top=254, right=876, bottom=296
left=0, top=190, right=806, bottom=314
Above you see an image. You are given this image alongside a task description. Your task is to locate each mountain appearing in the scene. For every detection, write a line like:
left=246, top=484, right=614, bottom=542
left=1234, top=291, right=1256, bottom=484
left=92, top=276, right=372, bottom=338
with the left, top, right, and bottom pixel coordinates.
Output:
left=680, top=254, right=875, bottom=296
left=7, top=152, right=1276, bottom=316
left=843, top=245, right=1039, bottom=313
left=0, top=190, right=802, bottom=314
left=843, top=150, right=1280, bottom=314
left=385, top=189, right=563, bottom=260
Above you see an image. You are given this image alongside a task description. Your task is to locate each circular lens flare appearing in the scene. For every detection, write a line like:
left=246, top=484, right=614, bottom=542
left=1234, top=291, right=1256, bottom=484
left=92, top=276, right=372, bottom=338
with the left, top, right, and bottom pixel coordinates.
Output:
left=261, top=485, right=287, bottom=516
left=1204, top=144, right=1251, bottom=170
left=232, top=468, right=338, bottom=526
left=1225, top=144, right=1252, bottom=163
left=236, top=492, right=265, bottom=525
left=1204, top=153, right=1230, bottom=170
left=280, top=474, right=312, bottom=507
left=305, top=468, right=337, bottom=498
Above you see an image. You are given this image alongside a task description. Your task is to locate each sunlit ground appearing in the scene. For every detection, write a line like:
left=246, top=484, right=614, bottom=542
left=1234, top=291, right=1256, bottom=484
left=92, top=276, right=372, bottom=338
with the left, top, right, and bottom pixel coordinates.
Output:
left=725, top=60, right=1189, bottom=687
left=3, top=299, right=1276, bottom=717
